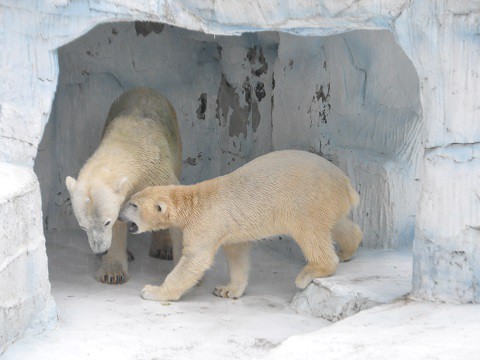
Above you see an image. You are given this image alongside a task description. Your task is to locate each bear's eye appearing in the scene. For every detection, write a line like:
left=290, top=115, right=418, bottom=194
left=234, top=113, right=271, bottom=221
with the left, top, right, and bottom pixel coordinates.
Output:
left=104, top=220, right=111, bottom=226
left=156, top=204, right=162, bottom=212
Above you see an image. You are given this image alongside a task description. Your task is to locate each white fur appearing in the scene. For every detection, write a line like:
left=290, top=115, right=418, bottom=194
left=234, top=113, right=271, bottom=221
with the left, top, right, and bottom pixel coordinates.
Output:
left=122, top=150, right=362, bottom=300
left=66, top=87, right=183, bottom=284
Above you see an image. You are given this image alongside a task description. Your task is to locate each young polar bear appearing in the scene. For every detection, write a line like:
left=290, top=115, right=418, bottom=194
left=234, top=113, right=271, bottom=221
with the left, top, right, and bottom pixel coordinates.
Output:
left=120, top=150, right=362, bottom=301
left=66, top=87, right=183, bottom=284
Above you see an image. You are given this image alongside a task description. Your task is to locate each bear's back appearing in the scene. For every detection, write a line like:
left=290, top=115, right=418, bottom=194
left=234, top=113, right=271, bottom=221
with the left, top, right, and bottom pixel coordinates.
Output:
left=103, top=87, right=176, bottom=133
left=208, top=150, right=355, bottom=236
left=231, top=150, right=346, bottom=188
left=100, top=87, right=182, bottom=179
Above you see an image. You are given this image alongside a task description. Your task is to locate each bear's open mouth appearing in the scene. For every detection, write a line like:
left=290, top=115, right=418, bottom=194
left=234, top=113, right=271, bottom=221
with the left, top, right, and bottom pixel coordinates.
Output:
left=128, top=222, right=138, bottom=233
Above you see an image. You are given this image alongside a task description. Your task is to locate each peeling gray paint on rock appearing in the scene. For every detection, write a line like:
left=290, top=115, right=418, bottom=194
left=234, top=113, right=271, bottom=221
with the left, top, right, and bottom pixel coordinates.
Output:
left=34, top=23, right=421, bottom=253
left=251, top=102, right=261, bottom=133
left=134, top=21, right=165, bottom=36
left=196, top=93, right=207, bottom=120
left=248, top=46, right=268, bottom=77
left=271, top=30, right=421, bottom=250
left=314, top=84, right=331, bottom=124
left=216, top=74, right=251, bottom=139
left=255, top=82, right=266, bottom=102
left=35, top=23, right=277, bottom=231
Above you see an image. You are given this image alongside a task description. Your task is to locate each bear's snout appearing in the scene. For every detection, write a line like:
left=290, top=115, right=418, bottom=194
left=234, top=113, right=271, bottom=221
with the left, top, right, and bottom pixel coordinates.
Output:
left=117, top=210, right=127, bottom=223
left=118, top=203, right=137, bottom=222
left=118, top=203, right=140, bottom=233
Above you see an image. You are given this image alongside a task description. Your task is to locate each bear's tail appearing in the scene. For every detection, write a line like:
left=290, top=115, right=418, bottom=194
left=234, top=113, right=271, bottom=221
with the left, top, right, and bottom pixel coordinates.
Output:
left=333, top=217, right=363, bottom=262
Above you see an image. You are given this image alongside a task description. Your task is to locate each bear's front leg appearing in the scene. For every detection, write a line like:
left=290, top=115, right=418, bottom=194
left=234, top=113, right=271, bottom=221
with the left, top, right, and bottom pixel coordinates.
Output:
left=149, top=227, right=183, bottom=265
left=149, top=229, right=173, bottom=260
left=96, top=220, right=128, bottom=284
left=141, top=242, right=216, bottom=301
left=214, top=242, right=250, bottom=299
left=141, top=285, right=173, bottom=301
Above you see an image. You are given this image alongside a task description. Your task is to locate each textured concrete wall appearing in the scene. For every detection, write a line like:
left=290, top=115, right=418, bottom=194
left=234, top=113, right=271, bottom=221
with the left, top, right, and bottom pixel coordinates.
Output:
left=0, top=2, right=479, bottom=352
left=35, top=23, right=420, bottom=252
left=394, top=1, right=480, bottom=303
left=35, top=23, right=276, bottom=231
left=271, top=31, right=421, bottom=248
left=0, top=163, right=56, bottom=353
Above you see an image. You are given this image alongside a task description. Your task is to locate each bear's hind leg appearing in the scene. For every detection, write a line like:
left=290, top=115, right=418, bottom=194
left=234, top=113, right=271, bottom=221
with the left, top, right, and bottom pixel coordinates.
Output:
left=96, top=220, right=128, bottom=284
left=333, top=217, right=362, bottom=262
left=294, top=228, right=339, bottom=289
left=214, top=243, right=250, bottom=299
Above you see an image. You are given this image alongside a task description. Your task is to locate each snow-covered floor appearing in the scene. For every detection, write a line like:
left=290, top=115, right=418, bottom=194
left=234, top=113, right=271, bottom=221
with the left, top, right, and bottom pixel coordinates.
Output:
left=4, top=231, right=480, bottom=360
left=266, top=301, right=480, bottom=360
left=3, top=230, right=329, bottom=359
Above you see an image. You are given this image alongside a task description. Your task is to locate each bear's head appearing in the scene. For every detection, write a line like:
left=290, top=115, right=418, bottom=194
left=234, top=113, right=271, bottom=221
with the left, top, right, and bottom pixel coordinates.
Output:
left=119, top=185, right=178, bottom=234
left=65, top=176, right=129, bottom=255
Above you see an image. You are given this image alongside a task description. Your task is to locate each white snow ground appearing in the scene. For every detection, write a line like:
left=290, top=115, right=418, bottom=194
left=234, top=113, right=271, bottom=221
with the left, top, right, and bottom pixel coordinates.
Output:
left=3, top=231, right=480, bottom=360
left=2, top=231, right=329, bottom=360
left=266, top=301, right=480, bottom=360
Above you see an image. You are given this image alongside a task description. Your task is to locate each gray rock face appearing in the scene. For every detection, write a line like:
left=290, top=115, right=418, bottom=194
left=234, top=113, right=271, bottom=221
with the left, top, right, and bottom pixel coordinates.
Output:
left=35, top=24, right=420, bottom=252
left=0, top=0, right=479, bottom=353
left=291, top=249, right=412, bottom=321
left=0, top=163, right=57, bottom=353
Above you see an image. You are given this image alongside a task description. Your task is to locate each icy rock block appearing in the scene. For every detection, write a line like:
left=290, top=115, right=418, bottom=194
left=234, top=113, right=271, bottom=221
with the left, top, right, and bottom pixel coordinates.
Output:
left=290, top=249, right=412, bottom=322
left=412, top=144, right=480, bottom=303
left=330, top=147, right=418, bottom=249
left=0, top=162, right=56, bottom=353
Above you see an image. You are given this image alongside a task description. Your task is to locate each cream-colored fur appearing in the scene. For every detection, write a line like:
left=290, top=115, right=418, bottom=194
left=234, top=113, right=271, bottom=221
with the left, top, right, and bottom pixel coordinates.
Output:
left=120, top=150, right=362, bottom=300
left=66, top=87, right=183, bottom=284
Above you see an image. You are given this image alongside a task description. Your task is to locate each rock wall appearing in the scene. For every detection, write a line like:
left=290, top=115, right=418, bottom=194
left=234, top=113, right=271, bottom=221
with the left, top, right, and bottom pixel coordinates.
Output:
left=0, top=164, right=56, bottom=353
left=35, top=23, right=420, bottom=252
left=0, top=0, right=479, bottom=352
left=35, top=24, right=277, bottom=231
left=394, top=1, right=480, bottom=303
left=271, top=31, right=421, bottom=249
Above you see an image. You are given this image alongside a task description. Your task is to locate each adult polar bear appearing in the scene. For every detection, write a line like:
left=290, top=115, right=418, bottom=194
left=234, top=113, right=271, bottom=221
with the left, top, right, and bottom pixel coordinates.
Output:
left=66, top=87, right=182, bottom=284
left=120, top=150, right=362, bottom=301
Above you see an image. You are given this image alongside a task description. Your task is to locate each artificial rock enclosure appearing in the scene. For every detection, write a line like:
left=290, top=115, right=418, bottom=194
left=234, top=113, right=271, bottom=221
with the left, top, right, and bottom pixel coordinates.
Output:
left=36, top=23, right=421, bottom=247
left=1, top=0, right=479, bottom=353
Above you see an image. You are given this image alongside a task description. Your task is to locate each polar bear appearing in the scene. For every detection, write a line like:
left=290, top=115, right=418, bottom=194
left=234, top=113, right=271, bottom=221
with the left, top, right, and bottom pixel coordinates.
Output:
left=119, top=150, right=362, bottom=301
left=66, top=87, right=183, bottom=284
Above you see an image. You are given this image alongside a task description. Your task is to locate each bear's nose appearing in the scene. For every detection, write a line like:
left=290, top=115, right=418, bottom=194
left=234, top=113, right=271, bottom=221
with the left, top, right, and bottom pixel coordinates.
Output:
left=117, top=212, right=126, bottom=222
left=118, top=203, right=135, bottom=222
left=128, top=222, right=138, bottom=233
left=96, top=249, right=108, bottom=256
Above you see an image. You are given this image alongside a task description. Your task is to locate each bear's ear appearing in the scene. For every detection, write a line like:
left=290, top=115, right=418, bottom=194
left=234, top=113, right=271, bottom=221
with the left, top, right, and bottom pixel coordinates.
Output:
left=114, top=177, right=129, bottom=193
left=65, top=176, right=77, bottom=193
left=156, top=201, right=167, bottom=213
